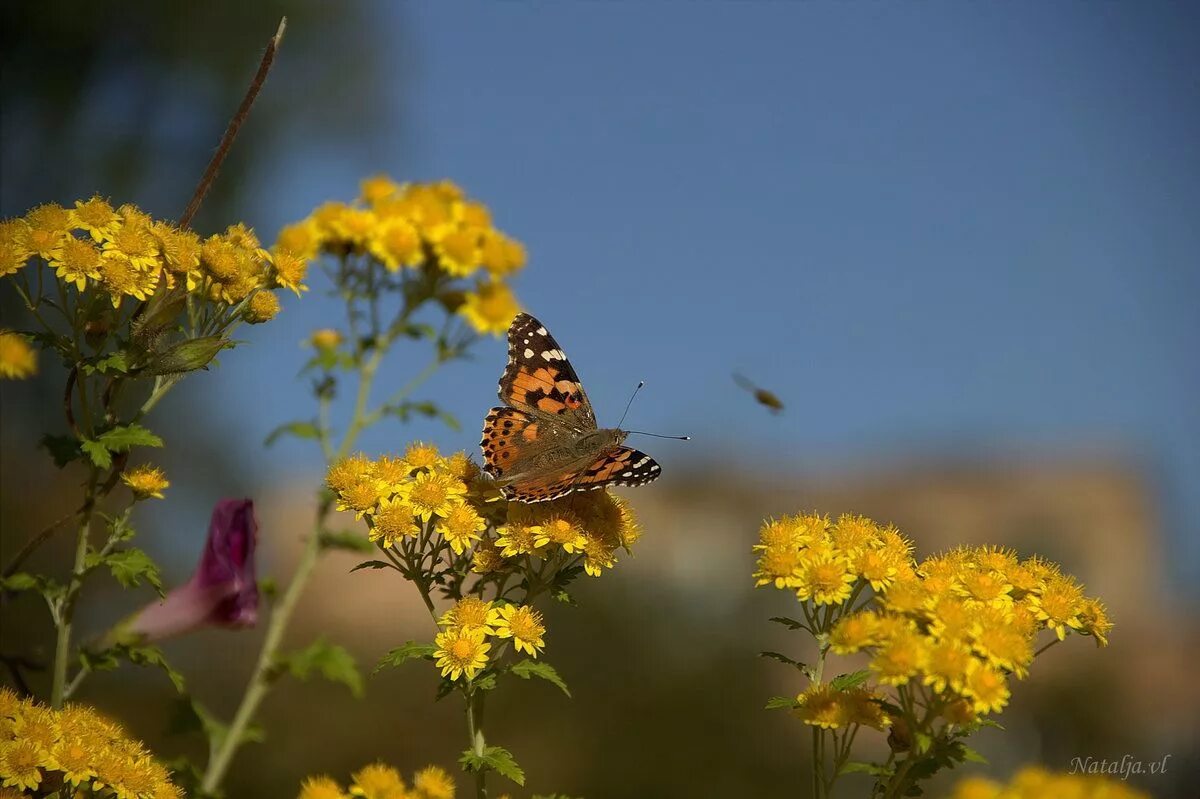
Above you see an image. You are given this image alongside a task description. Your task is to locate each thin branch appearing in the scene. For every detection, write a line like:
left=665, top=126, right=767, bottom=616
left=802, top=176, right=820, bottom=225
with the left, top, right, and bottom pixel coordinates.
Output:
left=178, top=16, right=288, bottom=229
left=2, top=509, right=81, bottom=578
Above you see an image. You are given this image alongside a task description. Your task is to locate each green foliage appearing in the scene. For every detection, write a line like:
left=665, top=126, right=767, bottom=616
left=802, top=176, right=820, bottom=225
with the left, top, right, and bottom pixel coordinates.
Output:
left=264, top=420, right=321, bottom=446
left=277, top=638, right=364, bottom=698
left=379, top=399, right=460, bottom=431
left=459, top=745, right=525, bottom=787
left=319, top=529, right=375, bottom=554
left=510, top=659, right=571, bottom=697
left=169, top=696, right=265, bottom=752
left=374, top=641, right=438, bottom=674
left=82, top=643, right=186, bottom=693
left=85, top=547, right=163, bottom=595
left=146, top=335, right=234, bottom=375
left=40, top=434, right=82, bottom=467
left=830, top=669, right=872, bottom=691
left=765, top=695, right=801, bottom=710
left=351, top=559, right=396, bottom=573
left=80, top=423, right=164, bottom=468
left=759, top=650, right=808, bottom=672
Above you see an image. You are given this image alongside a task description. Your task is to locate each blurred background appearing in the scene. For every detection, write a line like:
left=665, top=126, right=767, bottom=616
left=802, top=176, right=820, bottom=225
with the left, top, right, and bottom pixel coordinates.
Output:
left=2, top=1, right=1198, bottom=796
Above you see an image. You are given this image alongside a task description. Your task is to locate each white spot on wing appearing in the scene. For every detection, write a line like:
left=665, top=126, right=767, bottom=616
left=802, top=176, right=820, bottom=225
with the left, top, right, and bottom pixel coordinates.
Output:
left=524, top=348, right=534, bottom=358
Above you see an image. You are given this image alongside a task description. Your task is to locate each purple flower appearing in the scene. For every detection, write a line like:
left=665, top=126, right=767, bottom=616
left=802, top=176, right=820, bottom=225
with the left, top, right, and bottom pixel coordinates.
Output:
left=124, top=498, right=259, bottom=642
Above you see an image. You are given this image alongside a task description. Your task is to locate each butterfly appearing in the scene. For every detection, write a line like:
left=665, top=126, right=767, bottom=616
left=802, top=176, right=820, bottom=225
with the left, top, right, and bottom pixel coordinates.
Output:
left=480, top=313, right=662, bottom=503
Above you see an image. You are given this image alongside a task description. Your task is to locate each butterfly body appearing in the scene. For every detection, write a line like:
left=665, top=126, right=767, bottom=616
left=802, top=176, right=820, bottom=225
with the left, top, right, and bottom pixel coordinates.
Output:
left=481, top=313, right=661, bottom=503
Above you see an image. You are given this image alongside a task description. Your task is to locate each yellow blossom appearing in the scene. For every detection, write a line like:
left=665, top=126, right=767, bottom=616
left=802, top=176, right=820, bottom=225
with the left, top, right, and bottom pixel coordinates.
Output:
left=753, top=545, right=803, bottom=589
left=368, top=217, right=422, bottom=271
left=494, top=604, right=546, bottom=656
left=349, top=762, right=406, bottom=799
left=458, top=280, right=520, bottom=336
left=480, top=230, right=526, bottom=276
left=433, top=627, right=491, bottom=681
left=0, top=738, right=45, bottom=791
left=1077, top=597, right=1112, bottom=647
left=440, top=502, right=486, bottom=554
left=97, top=254, right=159, bottom=306
left=404, top=441, right=441, bottom=470
left=310, top=328, right=343, bottom=351
left=401, top=469, right=467, bottom=522
left=796, top=554, right=856, bottom=606
left=0, top=332, right=37, bottom=380
left=369, top=496, right=420, bottom=547
left=273, top=249, right=309, bottom=294
left=245, top=289, right=282, bottom=324
left=1030, top=574, right=1085, bottom=640
left=71, top=195, right=121, bottom=240
left=299, top=775, right=349, bottom=799
left=829, top=611, right=879, bottom=654
left=276, top=220, right=323, bottom=260
left=49, top=236, right=104, bottom=290
left=327, top=454, right=374, bottom=495
left=360, top=174, right=401, bottom=206
left=439, top=597, right=500, bottom=635
left=412, top=765, right=456, bottom=799
left=470, top=538, right=506, bottom=574
left=962, top=661, right=1010, bottom=714
left=793, top=683, right=849, bottom=729
left=871, top=629, right=929, bottom=686
left=533, top=514, right=587, bottom=553
left=121, top=465, right=169, bottom=500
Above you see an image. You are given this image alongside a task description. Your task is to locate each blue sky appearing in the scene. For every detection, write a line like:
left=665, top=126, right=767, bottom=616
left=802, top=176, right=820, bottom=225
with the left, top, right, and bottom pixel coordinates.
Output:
left=179, top=2, right=1199, bottom=587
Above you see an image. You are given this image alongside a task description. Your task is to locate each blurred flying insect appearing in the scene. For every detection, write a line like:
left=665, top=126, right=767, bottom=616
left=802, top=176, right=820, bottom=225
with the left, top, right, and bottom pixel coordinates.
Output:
left=734, top=373, right=784, bottom=414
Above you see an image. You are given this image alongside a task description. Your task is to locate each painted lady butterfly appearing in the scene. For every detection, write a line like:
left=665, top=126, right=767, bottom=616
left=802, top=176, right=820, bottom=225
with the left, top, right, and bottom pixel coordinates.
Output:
left=480, top=313, right=662, bottom=502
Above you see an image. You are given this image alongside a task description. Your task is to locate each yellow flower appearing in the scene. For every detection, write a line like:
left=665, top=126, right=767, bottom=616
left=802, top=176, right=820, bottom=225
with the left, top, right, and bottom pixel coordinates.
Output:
left=370, top=496, right=421, bottom=547
left=458, top=280, right=520, bottom=336
left=102, top=217, right=160, bottom=271
left=440, top=597, right=500, bottom=635
left=245, top=290, right=282, bottom=324
left=401, top=470, right=467, bottom=522
left=330, top=207, right=378, bottom=247
left=368, top=217, right=422, bottom=271
left=0, top=242, right=28, bottom=277
left=949, top=775, right=1002, bottom=799
left=298, top=775, right=349, bottom=799
left=871, top=629, right=929, bottom=686
left=1077, top=597, right=1112, bottom=647
left=334, top=469, right=387, bottom=519
left=879, top=577, right=928, bottom=615
left=98, top=255, right=159, bottom=307
left=0, top=738, right=45, bottom=790
left=370, top=455, right=412, bottom=489
left=470, top=538, right=506, bottom=574
left=327, top=454, right=374, bottom=495
left=349, top=762, right=406, bottom=799
left=922, top=640, right=973, bottom=694
left=48, top=236, right=104, bottom=290
left=310, top=329, right=343, bottom=351
left=753, top=544, right=803, bottom=589
left=829, top=611, right=879, bottom=654
left=434, top=226, right=483, bottom=277
left=830, top=513, right=879, bottom=555
left=844, top=687, right=892, bottom=730
left=200, top=235, right=242, bottom=281
left=276, top=220, right=324, bottom=260
left=793, top=683, right=849, bottom=729
left=360, top=174, right=402, bottom=205
left=972, top=620, right=1033, bottom=678
left=412, top=765, right=456, bottom=799
left=0, top=332, right=37, bottom=380
left=796, top=554, right=856, bottom=606
left=71, top=195, right=121, bottom=240
left=957, top=568, right=1014, bottom=609
left=21, top=203, right=71, bottom=260
left=433, top=627, right=491, bottom=681
left=494, top=604, right=546, bottom=656
left=533, top=514, right=587, bottom=553
left=152, top=223, right=202, bottom=290
left=480, top=230, right=526, bottom=277
left=52, top=736, right=97, bottom=786
left=404, top=441, right=441, bottom=470
left=962, top=661, right=1010, bottom=714
left=440, top=502, right=486, bottom=554
left=755, top=516, right=806, bottom=551
left=1030, top=575, right=1084, bottom=640
left=121, top=465, right=169, bottom=500
left=272, top=249, right=309, bottom=295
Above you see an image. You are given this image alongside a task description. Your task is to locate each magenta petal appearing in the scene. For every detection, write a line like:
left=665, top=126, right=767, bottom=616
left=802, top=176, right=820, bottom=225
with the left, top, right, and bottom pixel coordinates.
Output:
left=125, top=498, right=259, bottom=643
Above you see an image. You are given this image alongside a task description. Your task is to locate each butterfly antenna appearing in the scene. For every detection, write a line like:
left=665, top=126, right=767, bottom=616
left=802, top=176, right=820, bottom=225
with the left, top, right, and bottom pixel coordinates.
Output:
left=626, top=430, right=691, bottom=441
left=617, top=381, right=645, bottom=429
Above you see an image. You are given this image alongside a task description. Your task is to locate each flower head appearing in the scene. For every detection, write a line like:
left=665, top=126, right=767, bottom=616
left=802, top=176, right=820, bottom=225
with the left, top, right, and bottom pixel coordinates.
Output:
left=349, top=762, right=406, bottom=799
left=458, top=280, right=520, bottom=336
left=401, top=469, right=467, bottom=522
left=433, top=627, right=491, bottom=681
left=0, top=331, right=37, bottom=380
left=412, top=765, right=456, bottom=799
left=494, top=604, right=546, bottom=656
left=124, top=499, right=258, bottom=642
left=121, top=465, right=169, bottom=500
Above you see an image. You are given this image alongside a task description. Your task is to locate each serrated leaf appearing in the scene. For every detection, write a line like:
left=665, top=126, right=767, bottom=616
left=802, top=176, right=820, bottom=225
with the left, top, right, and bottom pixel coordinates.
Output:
left=84, top=352, right=129, bottom=375
left=768, top=615, right=809, bottom=631
left=380, top=400, right=461, bottom=432
left=40, top=434, right=82, bottom=467
left=0, top=573, right=38, bottom=592
left=830, top=669, right=872, bottom=691
left=88, top=548, right=163, bottom=595
left=840, top=761, right=892, bottom=777
left=351, top=559, right=395, bottom=573
left=264, top=420, right=321, bottom=446
left=375, top=641, right=438, bottom=674
left=960, top=745, right=988, bottom=764
left=98, top=424, right=164, bottom=451
left=759, top=651, right=807, bottom=671
left=319, top=529, right=374, bottom=553
left=279, top=638, right=363, bottom=698
left=81, top=439, right=113, bottom=469
left=765, top=695, right=801, bottom=710
left=125, top=645, right=187, bottom=692
left=459, top=745, right=525, bottom=786
left=510, top=659, right=571, bottom=697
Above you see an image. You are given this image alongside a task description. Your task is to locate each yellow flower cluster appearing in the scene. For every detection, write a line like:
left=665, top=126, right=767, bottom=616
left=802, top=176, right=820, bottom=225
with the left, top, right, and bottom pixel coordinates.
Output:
left=297, top=761, right=455, bottom=799
left=326, top=444, right=643, bottom=578
left=949, top=766, right=1149, bottom=799
left=0, top=198, right=292, bottom=319
left=120, top=464, right=169, bottom=500
left=0, top=687, right=180, bottom=797
left=793, top=683, right=892, bottom=731
left=756, top=514, right=1112, bottom=720
left=432, top=598, right=547, bottom=681
left=0, top=330, right=37, bottom=379
left=275, top=176, right=523, bottom=335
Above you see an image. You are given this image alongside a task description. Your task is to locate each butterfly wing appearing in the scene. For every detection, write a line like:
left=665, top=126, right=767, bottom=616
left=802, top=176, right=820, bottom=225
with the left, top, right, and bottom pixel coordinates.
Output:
left=498, top=313, right=596, bottom=430
left=503, top=446, right=662, bottom=503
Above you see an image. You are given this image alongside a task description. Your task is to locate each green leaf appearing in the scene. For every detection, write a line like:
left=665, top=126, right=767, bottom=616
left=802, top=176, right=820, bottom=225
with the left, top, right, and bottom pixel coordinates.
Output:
left=459, top=745, right=525, bottom=786
left=279, top=638, right=364, bottom=698
left=510, top=659, right=571, bottom=697
left=765, top=695, right=801, bottom=710
left=40, top=434, right=82, bottom=467
left=0, top=573, right=39, bottom=592
left=81, top=439, right=113, bottom=469
left=146, top=336, right=232, bottom=375
left=839, top=761, right=892, bottom=777
left=830, top=669, right=872, bottom=691
left=87, top=548, right=163, bottom=595
left=83, top=352, right=130, bottom=375
left=768, top=616, right=809, bottom=631
left=168, top=697, right=263, bottom=750
left=472, top=672, right=498, bottom=692
left=319, top=529, right=374, bottom=554
left=351, top=559, right=395, bottom=573
left=759, top=651, right=808, bottom=671
left=914, top=731, right=933, bottom=754
left=264, top=420, right=321, bottom=446
left=375, top=641, right=438, bottom=674
left=97, top=424, right=164, bottom=451
left=380, top=400, right=461, bottom=432
left=124, top=645, right=187, bottom=692
left=960, top=745, right=988, bottom=764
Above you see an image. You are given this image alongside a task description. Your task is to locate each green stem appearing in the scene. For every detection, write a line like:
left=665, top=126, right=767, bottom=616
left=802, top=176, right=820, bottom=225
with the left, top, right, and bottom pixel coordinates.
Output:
left=467, top=689, right=488, bottom=799
left=199, top=530, right=322, bottom=793
left=50, top=480, right=97, bottom=708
